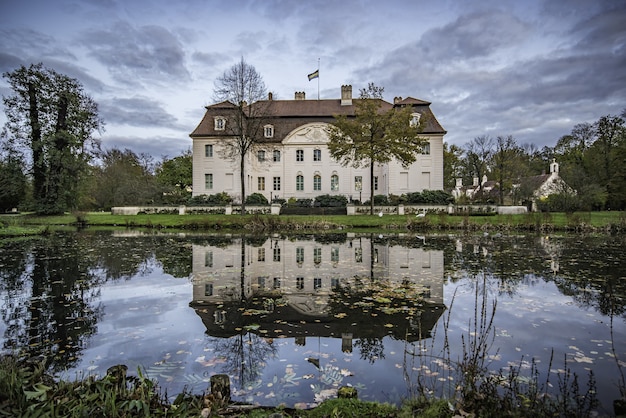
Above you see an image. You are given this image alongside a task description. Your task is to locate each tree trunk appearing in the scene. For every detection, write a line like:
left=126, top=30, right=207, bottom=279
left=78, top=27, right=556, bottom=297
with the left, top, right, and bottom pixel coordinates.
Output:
left=240, top=153, right=246, bottom=214
left=28, top=82, right=45, bottom=203
left=369, top=157, right=375, bottom=215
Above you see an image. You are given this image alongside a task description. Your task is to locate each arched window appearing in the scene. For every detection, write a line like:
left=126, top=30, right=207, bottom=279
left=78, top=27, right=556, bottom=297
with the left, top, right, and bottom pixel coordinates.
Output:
left=296, top=174, right=304, bottom=191
left=313, top=174, right=321, bottom=191
left=331, top=174, right=339, bottom=191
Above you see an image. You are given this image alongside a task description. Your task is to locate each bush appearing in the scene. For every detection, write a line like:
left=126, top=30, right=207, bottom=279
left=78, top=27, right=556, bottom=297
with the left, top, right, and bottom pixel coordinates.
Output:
left=245, top=193, right=269, bottom=205
left=188, top=192, right=232, bottom=206
left=536, top=193, right=579, bottom=213
left=405, top=190, right=454, bottom=204
left=314, top=194, right=348, bottom=207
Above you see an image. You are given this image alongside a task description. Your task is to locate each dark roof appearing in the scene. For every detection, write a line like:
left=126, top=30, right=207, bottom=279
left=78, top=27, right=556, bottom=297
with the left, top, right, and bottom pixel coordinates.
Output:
left=190, top=95, right=446, bottom=138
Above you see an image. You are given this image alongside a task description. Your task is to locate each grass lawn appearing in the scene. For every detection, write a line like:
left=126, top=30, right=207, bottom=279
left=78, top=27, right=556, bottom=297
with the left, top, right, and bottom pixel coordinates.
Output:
left=3, top=210, right=624, bottom=233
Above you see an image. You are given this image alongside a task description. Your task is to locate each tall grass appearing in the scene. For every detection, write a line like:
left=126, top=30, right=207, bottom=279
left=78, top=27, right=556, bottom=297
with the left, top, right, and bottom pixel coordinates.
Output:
left=403, top=275, right=599, bottom=417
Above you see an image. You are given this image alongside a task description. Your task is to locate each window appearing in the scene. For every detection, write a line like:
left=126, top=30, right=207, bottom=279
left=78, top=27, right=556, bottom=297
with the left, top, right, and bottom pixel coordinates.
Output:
left=273, top=277, right=281, bottom=289
left=355, top=247, right=363, bottom=263
left=205, top=251, right=213, bottom=267
left=273, top=150, right=281, bottom=162
left=214, top=117, right=225, bottom=130
left=374, top=176, right=379, bottom=191
left=258, top=248, right=265, bottom=262
left=313, top=174, right=321, bottom=191
left=296, top=277, right=304, bottom=290
left=296, top=247, right=304, bottom=264
left=273, top=247, right=281, bottom=262
left=296, top=149, right=304, bottom=162
left=314, top=278, right=322, bottom=290
left=273, top=176, right=281, bottom=191
left=258, top=176, right=265, bottom=191
left=204, top=283, right=213, bottom=296
left=355, top=176, right=362, bottom=191
left=421, top=142, right=430, bottom=155
left=331, top=247, right=339, bottom=263
left=205, top=144, right=213, bottom=157
left=205, top=173, right=213, bottom=190
left=257, top=277, right=266, bottom=289
left=410, top=112, right=421, bottom=127
left=264, top=125, right=274, bottom=138
left=296, top=174, right=304, bottom=191
left=257, top=150, right=265, bottom=162
left=314, top=248, right=322, bottom=264
left=313, top=149, right=321, bottom=161
left=331, top=174, right=339, bottom=191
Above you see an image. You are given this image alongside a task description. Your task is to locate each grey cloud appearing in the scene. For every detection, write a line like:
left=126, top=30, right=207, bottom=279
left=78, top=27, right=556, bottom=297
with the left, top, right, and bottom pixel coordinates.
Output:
left=81, top=21, right=190, bottom=83
left=418, top=10, right=530, bottom=62
left=100, top=96, right=180, bottom=129
left=102, top=134, right=191, bottom=160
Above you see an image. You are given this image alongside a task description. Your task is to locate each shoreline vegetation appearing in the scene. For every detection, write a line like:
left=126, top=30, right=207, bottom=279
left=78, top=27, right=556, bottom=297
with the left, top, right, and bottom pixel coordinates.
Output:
left=0, top=211, right=625, bottom=237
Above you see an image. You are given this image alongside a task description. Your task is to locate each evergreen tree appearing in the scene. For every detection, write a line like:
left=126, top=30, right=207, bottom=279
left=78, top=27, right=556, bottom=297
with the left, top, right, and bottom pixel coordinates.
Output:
left=2, top=64, right=103, bottom=214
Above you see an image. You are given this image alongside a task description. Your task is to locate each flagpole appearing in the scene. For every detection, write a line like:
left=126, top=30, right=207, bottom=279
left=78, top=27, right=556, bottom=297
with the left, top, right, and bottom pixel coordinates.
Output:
left=317, top=58, right=320, bottom=100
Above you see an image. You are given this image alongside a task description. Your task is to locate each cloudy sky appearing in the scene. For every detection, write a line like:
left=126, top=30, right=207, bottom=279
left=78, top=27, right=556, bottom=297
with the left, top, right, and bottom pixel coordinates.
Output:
left=1, top=0, right=625, bottom=159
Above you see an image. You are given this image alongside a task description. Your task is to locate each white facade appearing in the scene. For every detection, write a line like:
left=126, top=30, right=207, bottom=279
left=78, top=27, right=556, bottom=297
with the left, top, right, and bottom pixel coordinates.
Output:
left=190, top=87, right=446, bottom=204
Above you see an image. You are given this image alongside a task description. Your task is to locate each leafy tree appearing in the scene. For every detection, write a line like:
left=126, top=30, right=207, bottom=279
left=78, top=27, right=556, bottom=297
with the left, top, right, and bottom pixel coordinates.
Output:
left=443, top=142, right=463, bottom=191
left=0, top=147, right=27, bottom=211
left=89, top=148, right=160, bottom=210
left=155, top=150, right=192, bottom=204
left=213, top=58, right=269, bottom=214
left=1, top=64, right=103, bottom=214
left=327, top=83, right=428, bottom=214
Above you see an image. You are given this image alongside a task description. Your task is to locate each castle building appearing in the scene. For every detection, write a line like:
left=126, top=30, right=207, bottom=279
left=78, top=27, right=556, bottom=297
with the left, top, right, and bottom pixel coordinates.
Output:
left=190, top=85, right=446, bottom=203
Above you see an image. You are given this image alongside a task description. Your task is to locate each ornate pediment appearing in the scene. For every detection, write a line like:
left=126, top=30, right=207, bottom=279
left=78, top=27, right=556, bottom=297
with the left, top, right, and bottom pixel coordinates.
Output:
left=283, top=122, right=330, bottom=145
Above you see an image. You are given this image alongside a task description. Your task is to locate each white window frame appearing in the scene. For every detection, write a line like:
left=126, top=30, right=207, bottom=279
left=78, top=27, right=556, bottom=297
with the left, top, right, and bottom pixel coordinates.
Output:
left=273, top=150, right=281, bottom=162
left=410, top=112, right=421, bottom=127
left=296, top=149, right=304, bottom=162
left=264, top=125, right=274, bottom=138
left=214, top=117, right=225, bottom=130
left=205, top=144, right=213, bottom=157
left=313, top=148, right=321, bottom=161
left=205, top=173, right=213, bottom=190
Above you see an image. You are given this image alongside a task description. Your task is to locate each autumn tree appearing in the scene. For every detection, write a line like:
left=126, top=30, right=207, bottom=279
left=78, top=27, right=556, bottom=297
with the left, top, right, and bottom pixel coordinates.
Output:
left=155, top=150, right=192, bottom=204
left=443, top=142, right=464, bottom=191
left=2, top=64, right=103, bottom=214
left=213, top=58, right=269, bottom=213
left=492, top=135, right=520, bottom=205
left=327, top=83, right=428, bottom=214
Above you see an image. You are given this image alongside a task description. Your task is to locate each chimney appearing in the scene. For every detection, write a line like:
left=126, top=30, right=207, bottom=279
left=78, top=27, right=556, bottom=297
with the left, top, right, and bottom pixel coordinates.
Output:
left=294, top=91, right=305, bottom=100
left=394, top=96, right=403, bottom=104
left=268, top=92, right=273, bottom=100
left=341, top=85, right=352, bottom=106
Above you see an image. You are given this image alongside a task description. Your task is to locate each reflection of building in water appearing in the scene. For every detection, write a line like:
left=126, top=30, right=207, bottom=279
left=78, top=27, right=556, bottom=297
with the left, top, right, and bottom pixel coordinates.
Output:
left=190, top=235, right=445, bottom=343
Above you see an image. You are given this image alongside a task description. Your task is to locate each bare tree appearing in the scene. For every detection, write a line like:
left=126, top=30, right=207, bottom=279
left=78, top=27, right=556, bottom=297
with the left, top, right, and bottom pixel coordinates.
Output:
left=464, top=135, right=494, bottom=195
left=213, top=58, right=269, bottom=213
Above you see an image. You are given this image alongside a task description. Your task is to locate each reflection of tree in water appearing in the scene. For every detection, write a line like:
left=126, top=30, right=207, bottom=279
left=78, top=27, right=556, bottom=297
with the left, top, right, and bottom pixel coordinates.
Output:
left=444, top=234, right=626, bottom=317
left=354, top=337, right=385, bottom=364
left=211, top=333, right=278, bottom=388
left=0, top=234, right=104, bottom=372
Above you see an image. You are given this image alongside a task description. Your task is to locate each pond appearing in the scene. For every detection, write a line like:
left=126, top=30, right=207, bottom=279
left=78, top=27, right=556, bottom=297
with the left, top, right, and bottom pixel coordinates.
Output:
left=0, top=230, right=624, bottom=415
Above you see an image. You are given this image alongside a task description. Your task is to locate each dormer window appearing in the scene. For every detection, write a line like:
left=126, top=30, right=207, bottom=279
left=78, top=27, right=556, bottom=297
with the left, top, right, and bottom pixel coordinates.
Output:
left=410, top=113, right=421, bottom=127
left=214, top=117, right=226, bottom=130
left=264, top=125, right=274, bottom=138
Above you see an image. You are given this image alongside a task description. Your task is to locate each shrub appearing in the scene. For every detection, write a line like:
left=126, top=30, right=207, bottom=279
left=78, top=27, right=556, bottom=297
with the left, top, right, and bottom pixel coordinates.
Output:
left=245, top=193, right=269, bottom=205
left=188, top=192, right=232, bottom=206
left=314, top=194, right=348, bottom=207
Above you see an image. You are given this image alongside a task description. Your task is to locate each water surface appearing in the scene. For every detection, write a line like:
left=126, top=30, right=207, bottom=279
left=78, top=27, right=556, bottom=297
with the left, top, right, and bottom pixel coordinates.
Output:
left=0, top=231, right=624, bottom=414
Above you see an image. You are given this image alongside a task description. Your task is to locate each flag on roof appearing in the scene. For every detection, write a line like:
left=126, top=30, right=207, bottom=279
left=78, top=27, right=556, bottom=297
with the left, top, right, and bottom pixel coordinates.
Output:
left=308, top=69, right=319, bottom=81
